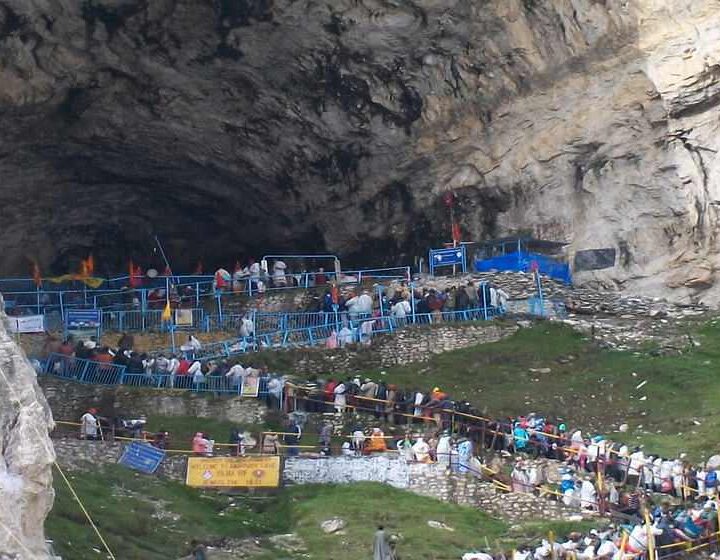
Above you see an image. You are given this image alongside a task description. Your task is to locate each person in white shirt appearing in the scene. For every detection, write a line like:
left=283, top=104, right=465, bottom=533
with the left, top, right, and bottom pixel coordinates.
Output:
left=333, top=381, right=347, bottom=414
left=643, top=455, right=655, bottom=490
left=436, top=433, right=452, bottom=467
left=240, top=315, right=255, bottom=338
left=345, top=291, right=373, bottom=319
left=155, top=355, right=169, bottom=375
left=628, top=448, right=645, bottom=486
left=390, top=299, right=411, bottom=324
left=359, top=320, right=374, bottom=346
left=660, top=458, right=674, bottom=492
left=580, top=478, right=597, bottom=510
left=412, top=437, right=430, bottom=463
left=272, top=260, right=287, bottom=287
left=671, top=457, right=685, bottom=498
left=80, top=408, right=100, bottom=440
left=651, top=456, right=662, bottom=491
left=167, top=355, right=180, bottom=388
left=143, top=356, right=155, bottom=380
left=225, top=363, right=245, bottom=389
left=189, top=360, right=204, bottom=389
left=338, top=326, right=354, bottom=347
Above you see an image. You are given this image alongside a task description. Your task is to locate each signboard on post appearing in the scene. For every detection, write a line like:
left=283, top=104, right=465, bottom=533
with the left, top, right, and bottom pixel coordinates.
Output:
left=65, top=309, right=102, bottom=339
left=6, top=315, right=45, bottom=334
left=428, top=246, right=467, bottom=276
left=118, top=442, right=166, bottom=474
left=186, top=456, right=281, bottom=488
left=66, top=310, right=101, bottom=329
left=174, top=309, right=194, bottom=327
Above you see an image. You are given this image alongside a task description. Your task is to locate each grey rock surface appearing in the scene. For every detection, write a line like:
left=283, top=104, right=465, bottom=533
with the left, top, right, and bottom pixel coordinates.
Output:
left=0, top=0, right=719, bottom=304
left=0, top=299, right=55, bottom=559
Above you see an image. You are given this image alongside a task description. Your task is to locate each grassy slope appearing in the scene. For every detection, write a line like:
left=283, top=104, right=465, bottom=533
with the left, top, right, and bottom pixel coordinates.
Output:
left=47, top=465, right=288, bottom=560
left=364, top=321, right=720, bottom=461
left=48, top=467, right=602, bottom=560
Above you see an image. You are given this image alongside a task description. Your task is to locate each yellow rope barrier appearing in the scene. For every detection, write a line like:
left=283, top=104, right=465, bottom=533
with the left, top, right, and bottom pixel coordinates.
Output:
left=53, top=463, right=117, bottom=560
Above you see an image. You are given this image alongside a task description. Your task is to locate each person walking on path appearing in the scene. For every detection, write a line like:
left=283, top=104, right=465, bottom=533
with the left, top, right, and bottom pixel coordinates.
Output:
left=373, top=526, right=395, bottom=560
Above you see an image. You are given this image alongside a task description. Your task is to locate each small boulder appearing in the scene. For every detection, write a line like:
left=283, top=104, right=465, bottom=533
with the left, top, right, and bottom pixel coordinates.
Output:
left=321, top=518, right=346, bottom=534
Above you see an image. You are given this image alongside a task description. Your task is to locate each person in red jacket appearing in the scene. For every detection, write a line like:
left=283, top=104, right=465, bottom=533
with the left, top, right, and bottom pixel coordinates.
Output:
left=324, top=378, right=338, bottom=412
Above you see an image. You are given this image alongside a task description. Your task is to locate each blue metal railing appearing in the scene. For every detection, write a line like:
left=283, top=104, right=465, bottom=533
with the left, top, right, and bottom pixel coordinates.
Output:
left=0, top=266, right=411, bottom=316
left=162, top=305, right=503, bottom=362
left=41, top=353, right=271, bottom=396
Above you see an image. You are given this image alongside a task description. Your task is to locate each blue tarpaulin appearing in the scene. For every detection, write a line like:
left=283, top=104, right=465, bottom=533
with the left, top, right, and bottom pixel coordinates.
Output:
left=474, top=251, right=572, bottom=284
left=118, top=442, right=165, bottom=474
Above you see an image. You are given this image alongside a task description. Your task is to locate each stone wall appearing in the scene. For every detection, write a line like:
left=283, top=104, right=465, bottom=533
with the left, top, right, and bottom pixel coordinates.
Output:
left=53, top=440, right=585, bottom=522
left=407, top=462, right=581, bottom=523
left=39, top=377, right=266, bottom=425
left=53, top=437, right=188, bottom=482
left=271, top=323, right=516, bottom=376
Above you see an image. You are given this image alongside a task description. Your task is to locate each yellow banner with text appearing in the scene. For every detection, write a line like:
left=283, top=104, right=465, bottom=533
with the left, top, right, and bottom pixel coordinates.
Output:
left=185, top=456, right=281, bottom=488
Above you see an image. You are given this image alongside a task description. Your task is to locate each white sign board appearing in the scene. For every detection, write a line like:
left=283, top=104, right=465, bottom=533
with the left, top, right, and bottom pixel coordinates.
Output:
left=7, top=315, right=45, bottom=334
left=283, top=456, right=410, bottom=489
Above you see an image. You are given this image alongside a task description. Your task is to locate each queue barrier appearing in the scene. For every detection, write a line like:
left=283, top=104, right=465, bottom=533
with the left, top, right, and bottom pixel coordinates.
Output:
left=177, top=305, right=503, bottom=361
left=41, top=354, right=273, bottom=397
left=0, top=266, right=411, bottom=316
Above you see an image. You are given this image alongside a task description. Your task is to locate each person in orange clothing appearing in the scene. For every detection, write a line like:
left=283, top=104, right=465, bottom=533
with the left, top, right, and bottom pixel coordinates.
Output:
left=364, top=427, right=388, bottom=454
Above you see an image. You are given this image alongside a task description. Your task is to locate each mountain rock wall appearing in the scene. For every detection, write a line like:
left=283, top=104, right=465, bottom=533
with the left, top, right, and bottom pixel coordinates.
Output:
left=1, top=0, right=719, bottom=302
left=0, top=299, right=55, bottom=559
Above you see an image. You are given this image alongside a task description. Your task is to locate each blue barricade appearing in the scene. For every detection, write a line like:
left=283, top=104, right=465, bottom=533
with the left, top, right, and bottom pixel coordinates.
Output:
left=118, top=441, right=165, bottom=474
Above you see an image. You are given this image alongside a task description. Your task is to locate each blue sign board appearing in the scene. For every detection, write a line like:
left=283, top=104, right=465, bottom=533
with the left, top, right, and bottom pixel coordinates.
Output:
left=66, top=310, right=102, bottom=329
left=118, top=442, right=165, bottom=474
left=429, top=246, right=467, bottom=276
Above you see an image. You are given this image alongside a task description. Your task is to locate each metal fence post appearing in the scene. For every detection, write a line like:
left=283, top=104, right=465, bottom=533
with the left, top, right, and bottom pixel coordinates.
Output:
left=79, top=361, right=90, bottom=383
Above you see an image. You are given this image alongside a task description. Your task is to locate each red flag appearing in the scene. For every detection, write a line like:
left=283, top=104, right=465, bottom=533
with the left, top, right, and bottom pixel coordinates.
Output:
left=129, top=260, right=140, bottom=288
left=32, top=261, right=42, bottom=288
left=451, top=222, right=462, bottom=244
left=194, top=260, right=203, bottom=275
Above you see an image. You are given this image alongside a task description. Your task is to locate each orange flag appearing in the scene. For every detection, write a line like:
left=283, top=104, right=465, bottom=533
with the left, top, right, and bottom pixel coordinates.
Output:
left=85, top=254, right=95, bottom=277
left=32, top=260, right=42, bottom=288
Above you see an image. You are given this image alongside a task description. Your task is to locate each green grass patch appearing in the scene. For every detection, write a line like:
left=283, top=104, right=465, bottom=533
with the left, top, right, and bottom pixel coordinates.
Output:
left=48, top=472, right=512, bottom=560
left=277, top=482, right=507, bottom=560
left=47, top=464, right=288, bottom=560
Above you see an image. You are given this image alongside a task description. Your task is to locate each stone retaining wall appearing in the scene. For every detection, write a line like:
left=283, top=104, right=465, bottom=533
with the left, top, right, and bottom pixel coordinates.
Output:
left=52, top=440, right=583, bottom=522
left=39, top=378, right=266, bottom=425
left=277, top=323, right=516, bottom=375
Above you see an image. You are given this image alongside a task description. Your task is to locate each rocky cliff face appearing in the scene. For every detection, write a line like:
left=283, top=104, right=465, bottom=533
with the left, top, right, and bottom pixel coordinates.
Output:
left=0, top=299, right=55, bottom=559
left=1, top=0, right=719, bottom=302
